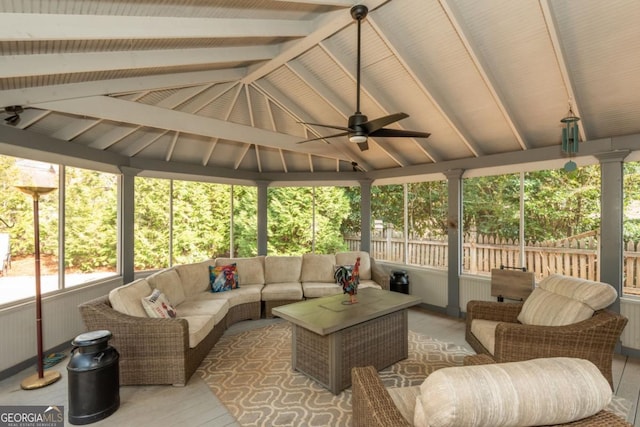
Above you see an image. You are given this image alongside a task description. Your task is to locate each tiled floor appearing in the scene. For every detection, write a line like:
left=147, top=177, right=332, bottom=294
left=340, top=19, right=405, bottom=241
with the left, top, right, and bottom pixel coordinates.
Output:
left=1, top=306, right=638, bottom=426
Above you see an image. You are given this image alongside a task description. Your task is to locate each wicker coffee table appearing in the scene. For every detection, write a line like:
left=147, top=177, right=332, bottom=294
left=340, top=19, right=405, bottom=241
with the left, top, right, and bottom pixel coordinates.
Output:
left=272, top=288, right=421, bottom=394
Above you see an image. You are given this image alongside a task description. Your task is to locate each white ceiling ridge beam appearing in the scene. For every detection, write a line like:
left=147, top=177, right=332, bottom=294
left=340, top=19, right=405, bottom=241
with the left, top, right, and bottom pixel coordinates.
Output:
left=0, top=14, right=311, bottom=41
left=240, top=0, right=389, bottom=84
left=317, top=41, right=411, bottom=167
left=1, top=68, right=246, bottom=106
left=439, top=0, right=529, bottom=151
left=250, top=79, right=371, bottom=169
left=539, top=0, right=587, bottom=142
left=0, top=46, right=277, bottom=79
left=33, top=95, right=337, bottom=158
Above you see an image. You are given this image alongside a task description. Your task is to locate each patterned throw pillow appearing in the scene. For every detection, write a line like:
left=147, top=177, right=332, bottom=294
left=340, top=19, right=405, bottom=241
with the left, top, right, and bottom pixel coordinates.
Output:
left=141, top=289, right=177, bottom=318
left=210, top=263, right=239, bottom=293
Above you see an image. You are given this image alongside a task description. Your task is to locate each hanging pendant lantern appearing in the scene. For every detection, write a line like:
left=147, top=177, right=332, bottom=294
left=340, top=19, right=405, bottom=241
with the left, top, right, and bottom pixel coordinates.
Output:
left=561, top=106, right=580, bottom=171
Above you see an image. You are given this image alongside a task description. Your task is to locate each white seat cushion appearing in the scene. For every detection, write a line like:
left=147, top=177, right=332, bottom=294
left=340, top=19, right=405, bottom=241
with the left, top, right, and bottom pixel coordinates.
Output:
left=201, top=285, right=263, bottom=307
left=414, top=357, right=612, bottom=427
left=181, top=315, right=217, bottom=348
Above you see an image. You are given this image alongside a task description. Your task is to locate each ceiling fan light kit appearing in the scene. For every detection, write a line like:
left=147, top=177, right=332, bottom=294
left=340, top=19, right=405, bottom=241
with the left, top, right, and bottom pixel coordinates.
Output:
left=297, top=5, right=430, bottom=151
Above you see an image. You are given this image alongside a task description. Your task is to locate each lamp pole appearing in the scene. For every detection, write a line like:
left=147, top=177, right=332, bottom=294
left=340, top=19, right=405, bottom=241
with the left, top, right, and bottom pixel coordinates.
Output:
left=17, top=185, right=61, bottom=390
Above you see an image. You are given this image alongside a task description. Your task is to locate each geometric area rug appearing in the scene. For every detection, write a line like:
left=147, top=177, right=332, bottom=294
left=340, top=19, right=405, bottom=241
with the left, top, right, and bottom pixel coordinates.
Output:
left=196, top=321, right=474, bottom=427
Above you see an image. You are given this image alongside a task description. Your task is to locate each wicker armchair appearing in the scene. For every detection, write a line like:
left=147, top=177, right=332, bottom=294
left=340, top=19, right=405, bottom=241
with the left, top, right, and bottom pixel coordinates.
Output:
left=351, top=365, right=632, bottom=426
left=465, top=300, right=628, bottom=389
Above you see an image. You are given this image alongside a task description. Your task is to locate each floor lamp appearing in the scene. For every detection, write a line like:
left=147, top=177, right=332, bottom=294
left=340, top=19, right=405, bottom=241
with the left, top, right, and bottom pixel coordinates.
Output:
left=17, top=185, right=61, bottom=390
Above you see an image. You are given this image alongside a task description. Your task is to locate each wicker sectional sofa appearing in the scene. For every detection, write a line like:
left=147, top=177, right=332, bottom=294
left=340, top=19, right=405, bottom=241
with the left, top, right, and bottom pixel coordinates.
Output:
left=78, top=251, right=388, bottom=386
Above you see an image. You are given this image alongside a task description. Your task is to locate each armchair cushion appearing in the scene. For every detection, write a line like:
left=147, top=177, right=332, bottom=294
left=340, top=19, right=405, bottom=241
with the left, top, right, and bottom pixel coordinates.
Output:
left=414, top=357, right=612, bottom=427
left=517, top=274, right=617, bottom=326
left=469, top=319, right=498, bottom=354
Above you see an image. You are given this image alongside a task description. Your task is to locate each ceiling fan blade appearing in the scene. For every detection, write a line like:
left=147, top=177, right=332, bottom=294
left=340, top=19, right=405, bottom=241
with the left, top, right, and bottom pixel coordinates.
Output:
left=369, top=128, right=431, bottom=139
left=362, top=113, right=409, bottom=133
left=296, top=131, right=349, bottom=144
left=298, top=121, right=352, bottom=132
left=357, top=141, right=369, bottom=151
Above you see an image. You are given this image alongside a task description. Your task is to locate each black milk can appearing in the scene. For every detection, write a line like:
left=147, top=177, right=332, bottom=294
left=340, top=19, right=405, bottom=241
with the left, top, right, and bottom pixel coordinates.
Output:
left=67, top=330, right=120, bottom=425
left=390, top=270, right=410, bottom=294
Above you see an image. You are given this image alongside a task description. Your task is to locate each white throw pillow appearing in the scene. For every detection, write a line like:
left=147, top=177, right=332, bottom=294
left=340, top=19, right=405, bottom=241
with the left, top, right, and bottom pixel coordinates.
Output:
left=414, top=357, right=611, bottom=427
left=141, top=289, right=177, bottom=318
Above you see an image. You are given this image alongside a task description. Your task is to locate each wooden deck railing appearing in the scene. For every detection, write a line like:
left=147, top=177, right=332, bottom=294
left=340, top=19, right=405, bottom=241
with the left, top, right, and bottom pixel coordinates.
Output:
left=345, top=231, right=640, bottom=294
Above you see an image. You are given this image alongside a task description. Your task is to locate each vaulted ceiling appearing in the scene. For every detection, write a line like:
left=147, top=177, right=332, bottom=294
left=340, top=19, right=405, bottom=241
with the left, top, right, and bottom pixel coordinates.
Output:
left=1, top=0, right=640, bottom=184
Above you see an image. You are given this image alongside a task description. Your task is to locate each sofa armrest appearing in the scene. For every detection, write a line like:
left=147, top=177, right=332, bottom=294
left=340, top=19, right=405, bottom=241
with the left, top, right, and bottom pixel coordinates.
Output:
left=79, top=295, right=190, bottom=357
left=351, top=366, right=411, bottom=427
left=370, top=258, right=390, bottom=291
left=492, top=310, right=628, bottom=388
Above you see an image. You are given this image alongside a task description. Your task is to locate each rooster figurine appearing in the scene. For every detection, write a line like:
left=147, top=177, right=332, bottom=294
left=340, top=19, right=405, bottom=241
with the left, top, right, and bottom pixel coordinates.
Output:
left=334, top=257, right=360, bottom=304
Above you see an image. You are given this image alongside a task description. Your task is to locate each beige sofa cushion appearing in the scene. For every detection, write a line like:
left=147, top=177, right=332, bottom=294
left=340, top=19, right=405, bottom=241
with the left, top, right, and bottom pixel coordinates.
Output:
left=177, top=298, right=228, bottom=319
left=262, top=282, right=304, bottom=301
left=216, top=256, right=265, bottom=285
left=174, top=260, right=215, bottom=297
left=335, top=251, right=371, bottom=280
left=414, top=357, right=612, bottom=427
left=265, top=256, right=302, bottom=284
left=300, top=253, right=336, bottom=283
left=301, top=282, right=343, bottom=298
left=517, top=275, right=618, bottom=327
left=201, top=284, right=263, bottom=307
left=181, top=315, right=217, bottom=348
left=108, top=279, right=152, bottom=317
left=146, top=268, right=186, bottom=306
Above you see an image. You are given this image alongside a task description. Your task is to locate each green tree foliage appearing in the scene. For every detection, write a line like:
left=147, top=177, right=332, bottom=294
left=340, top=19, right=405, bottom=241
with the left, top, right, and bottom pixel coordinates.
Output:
left=134, top=177, right=170, bottom=270
left=408, top=181, right=448, bottom=236
left=267, top=186, right=350, bottom=255
left=65, top=167, right=117, bottom=271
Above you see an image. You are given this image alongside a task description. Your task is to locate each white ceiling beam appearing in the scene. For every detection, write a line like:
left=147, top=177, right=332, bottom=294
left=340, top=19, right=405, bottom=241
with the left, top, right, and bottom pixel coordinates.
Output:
left=1, top=68, right=245, bottom=106
left=34, top=96, right=339, bottom=158
left=539, top=0, right=587, bottom=142
left=241, top=0, right=389, bottom=84
left=0, top=46, right=277, bottom=79
left=89, top=85, right=212, bottom=150
left=0, top=14, right=310, bottom=41
left=166, top=132, right=180, bottom=162
left=439, top=0, right=528, bottom=151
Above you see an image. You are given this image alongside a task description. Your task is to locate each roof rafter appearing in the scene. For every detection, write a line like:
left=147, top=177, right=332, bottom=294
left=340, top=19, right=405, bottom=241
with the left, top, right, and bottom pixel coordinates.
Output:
left=0, top=14, right=311, bottom=41
left=0, top=46, right=277, bottom=78
left=439, top=0, right=528, bottom=151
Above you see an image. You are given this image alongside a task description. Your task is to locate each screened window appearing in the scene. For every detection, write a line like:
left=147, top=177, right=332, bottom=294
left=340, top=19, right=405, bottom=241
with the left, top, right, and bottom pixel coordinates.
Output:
left=371, top=184, right=404, bottom=262
left=134, top=177, right=170, bottom=271
left=623, top=161, right=640, bottom=296
left=407, top=181, right=448, bottom=269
